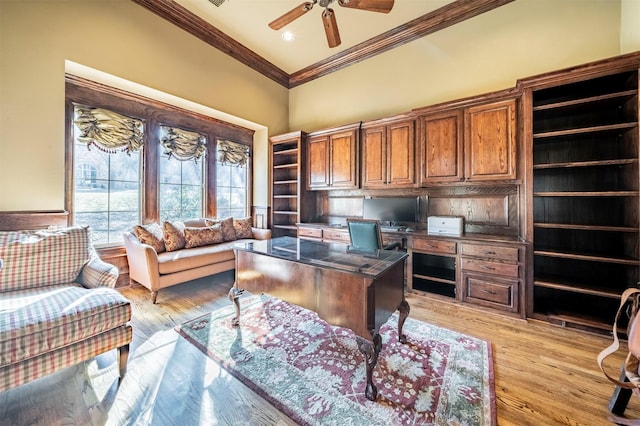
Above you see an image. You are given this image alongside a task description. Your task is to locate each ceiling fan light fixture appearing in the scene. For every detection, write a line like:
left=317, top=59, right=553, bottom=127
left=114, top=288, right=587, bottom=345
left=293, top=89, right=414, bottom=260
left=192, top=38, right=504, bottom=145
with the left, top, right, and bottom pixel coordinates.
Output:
left=208, top=0, right=226, bottom=7
left=281, top=31, right=295, bottom=42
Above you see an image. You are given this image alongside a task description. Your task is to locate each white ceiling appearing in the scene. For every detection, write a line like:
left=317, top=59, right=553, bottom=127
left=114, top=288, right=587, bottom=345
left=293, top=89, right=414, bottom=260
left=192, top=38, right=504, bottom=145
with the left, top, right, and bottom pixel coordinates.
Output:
left=174, top=0, right=453, bottom=74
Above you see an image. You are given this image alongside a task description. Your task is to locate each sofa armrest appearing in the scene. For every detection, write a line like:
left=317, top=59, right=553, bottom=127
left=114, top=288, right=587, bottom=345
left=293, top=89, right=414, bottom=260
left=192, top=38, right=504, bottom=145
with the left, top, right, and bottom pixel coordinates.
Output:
left=123, top=231, right=161, bottom=291
left=79, top=250, right=119, bottom=289
left=251, top=228, right=272, bottom=240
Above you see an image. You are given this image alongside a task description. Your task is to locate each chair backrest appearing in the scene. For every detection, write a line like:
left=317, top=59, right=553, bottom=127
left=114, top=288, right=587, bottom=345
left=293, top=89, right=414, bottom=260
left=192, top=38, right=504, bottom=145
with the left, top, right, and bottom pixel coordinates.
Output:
left=347, top=219, right=383, bottom=250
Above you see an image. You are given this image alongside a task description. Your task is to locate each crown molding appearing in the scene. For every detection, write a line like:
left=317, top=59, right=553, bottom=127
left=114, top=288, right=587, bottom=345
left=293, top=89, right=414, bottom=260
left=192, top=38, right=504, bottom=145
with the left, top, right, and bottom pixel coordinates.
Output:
left=132, top=0, right=514, bottom=89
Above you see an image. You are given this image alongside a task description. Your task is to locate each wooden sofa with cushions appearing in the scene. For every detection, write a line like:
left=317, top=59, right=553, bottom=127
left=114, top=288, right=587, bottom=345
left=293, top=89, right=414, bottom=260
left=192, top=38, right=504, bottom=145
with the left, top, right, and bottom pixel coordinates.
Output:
left=123, top=217, right=271, bottom=303
left=0, top=225, right=132, bottom=392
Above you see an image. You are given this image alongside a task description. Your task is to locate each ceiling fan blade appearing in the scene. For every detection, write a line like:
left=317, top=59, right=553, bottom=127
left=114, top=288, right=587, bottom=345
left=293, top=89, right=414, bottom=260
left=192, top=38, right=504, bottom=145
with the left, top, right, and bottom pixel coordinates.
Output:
left=268, top=2, right=315, bottom=30
left=337, top=0, right=394, bottom=13
left=322, top=8, right=341, bottom=48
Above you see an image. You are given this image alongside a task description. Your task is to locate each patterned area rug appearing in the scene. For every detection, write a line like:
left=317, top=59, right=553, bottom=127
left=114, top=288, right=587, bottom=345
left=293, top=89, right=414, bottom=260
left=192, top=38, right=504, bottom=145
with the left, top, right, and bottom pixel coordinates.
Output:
left=176, top=294, right=496, bottom=426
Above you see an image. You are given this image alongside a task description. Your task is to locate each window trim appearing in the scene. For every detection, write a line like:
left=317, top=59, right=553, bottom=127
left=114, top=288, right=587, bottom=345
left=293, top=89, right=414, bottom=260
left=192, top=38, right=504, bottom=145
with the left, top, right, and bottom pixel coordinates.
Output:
left=65, top=74, right=254, bottom=234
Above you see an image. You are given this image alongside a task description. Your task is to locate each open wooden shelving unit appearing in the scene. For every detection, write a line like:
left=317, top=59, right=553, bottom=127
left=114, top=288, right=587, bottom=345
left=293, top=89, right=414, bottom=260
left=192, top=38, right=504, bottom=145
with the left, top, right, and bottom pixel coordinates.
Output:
left=528, top=69, right=640, bottom=332
left=269, top=131, right=316, bottom=238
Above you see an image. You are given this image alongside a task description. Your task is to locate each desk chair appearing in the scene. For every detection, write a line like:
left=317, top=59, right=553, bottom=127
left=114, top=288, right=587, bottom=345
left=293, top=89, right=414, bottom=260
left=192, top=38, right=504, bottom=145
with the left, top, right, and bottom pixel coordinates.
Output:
left=346, top=218, right=401, bottom=251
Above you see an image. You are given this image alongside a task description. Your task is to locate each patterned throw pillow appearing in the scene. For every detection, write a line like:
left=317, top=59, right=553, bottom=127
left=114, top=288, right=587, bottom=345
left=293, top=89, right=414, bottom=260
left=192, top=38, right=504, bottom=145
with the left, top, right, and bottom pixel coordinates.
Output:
left=206, top=217, right=236, bottom=242
left=233, top=217, right=253, bottom=239
left=163, top=221, right=186, bottom=252
left=184, top=224, right=223, bottom=248
left=133, top=222, right=165, bottom=253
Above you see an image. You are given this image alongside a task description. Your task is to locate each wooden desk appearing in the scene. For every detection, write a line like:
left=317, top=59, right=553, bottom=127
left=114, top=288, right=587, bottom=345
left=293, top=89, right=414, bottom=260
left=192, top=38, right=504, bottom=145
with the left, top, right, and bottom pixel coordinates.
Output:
left=230, top=236, right=409, bottom=400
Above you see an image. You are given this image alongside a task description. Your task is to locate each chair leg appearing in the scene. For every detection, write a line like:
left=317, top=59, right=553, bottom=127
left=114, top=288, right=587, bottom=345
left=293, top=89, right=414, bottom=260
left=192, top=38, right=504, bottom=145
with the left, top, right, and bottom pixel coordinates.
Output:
left=118, top=344, right=130, bottom=383
left=151, top=291, right=158, bottom=304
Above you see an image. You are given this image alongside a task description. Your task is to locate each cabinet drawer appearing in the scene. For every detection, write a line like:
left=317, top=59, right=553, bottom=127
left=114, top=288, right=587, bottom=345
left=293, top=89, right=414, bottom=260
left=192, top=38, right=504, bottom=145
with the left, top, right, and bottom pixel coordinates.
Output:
left=463, top=274, right=518, bottom=312
left=298, top=227, right=322, bottom=238
left=412, top=239, right=456, bottom=254
left=460, top=257, right=518, bottom=277
left=460, top=243, right=518, bottom=262
left=323, top=229, right=350, bottom=242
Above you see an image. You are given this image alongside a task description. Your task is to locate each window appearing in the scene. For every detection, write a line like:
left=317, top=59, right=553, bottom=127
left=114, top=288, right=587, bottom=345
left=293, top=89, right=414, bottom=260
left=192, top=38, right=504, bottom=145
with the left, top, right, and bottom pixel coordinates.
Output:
left=66, top=75, right=255, bottom=247
left=72, top=106, right=142, bottom=245
left=216, top=139, right=249, bottom=218
left=158, top=126, right=206, bottom=222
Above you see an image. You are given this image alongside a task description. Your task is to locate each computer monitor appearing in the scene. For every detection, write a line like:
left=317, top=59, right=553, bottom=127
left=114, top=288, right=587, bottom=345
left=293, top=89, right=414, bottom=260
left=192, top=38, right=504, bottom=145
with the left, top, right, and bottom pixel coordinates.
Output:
left=362, top=197, right=418, bottom=225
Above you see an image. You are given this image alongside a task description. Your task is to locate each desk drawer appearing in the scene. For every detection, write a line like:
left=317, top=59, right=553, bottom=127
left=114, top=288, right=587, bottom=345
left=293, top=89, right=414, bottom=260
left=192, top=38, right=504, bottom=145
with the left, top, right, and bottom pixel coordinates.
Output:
left=463, top=274, right=518, bottom=312
left=412, top=239, right=456, bottom=254
left=460, top=243, right=518, bottom=262
left=323, top=229, right=350, bottom=243
left=298, top=227, right=322, bottom=239
left=460, top=257, right=518, bottom=278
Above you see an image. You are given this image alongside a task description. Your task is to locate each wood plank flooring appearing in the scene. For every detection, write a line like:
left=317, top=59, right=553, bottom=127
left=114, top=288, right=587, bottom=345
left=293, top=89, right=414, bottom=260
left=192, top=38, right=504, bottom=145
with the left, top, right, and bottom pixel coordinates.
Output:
left=1, top=271, right=639, bottom=425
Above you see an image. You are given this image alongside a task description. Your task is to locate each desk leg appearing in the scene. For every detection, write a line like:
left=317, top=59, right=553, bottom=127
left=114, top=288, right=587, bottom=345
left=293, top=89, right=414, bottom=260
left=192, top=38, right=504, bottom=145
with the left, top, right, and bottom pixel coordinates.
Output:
left=358, top=333, right=382, bottom=401
left=397, top=300, right=410, bottom=344
left=228, top=286, right=244, bottom=327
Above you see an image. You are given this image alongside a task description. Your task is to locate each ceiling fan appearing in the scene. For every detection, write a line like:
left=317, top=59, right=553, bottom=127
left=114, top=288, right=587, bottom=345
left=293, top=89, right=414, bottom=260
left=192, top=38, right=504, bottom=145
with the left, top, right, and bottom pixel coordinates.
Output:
left=268, top=0, right=395, bottom=48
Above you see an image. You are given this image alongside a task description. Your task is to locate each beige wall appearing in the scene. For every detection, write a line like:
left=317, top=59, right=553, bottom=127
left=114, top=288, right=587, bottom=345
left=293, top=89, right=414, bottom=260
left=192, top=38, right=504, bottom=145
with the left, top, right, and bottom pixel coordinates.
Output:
left=0, top=0, right=289, bottom=211
left=289, top=0, right=627, bottom=131
left=622, top=0, right=640, bottom=53
left=2, top=0, right=639, bottom=214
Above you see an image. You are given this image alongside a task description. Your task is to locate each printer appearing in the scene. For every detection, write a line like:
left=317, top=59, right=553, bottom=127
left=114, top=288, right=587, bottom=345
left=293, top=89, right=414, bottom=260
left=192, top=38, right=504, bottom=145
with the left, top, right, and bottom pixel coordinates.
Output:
left=427, top=216, right=464, bottom=236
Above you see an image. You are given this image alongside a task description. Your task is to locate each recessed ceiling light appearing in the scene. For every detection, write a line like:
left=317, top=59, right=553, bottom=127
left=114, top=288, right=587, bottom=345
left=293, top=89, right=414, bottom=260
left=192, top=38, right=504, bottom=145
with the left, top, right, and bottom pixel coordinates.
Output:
left=281, top=31, right=295, bottom=42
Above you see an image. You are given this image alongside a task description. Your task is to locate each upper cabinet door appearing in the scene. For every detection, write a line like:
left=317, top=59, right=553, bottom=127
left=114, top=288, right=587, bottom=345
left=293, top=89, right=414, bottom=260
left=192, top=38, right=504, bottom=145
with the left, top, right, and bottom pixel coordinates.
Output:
left=418, top=110, right=464, bottom=184
left=307, top=126, right=359, bottom=190
left=329, top=129, right=358, bottom=189
left=362, top=118, right=415, bottom=189
left=387, top=120, right=415, bottom=187
left=464, top=99, right=517, bottom=181
left=362, top=125, right=387, bottom=188
left=307, top=134, right=330, bottom=189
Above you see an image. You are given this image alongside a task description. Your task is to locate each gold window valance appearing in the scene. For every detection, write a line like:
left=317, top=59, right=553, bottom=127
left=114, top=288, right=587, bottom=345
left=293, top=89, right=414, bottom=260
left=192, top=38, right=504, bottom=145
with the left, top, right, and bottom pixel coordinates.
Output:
left=160, top=126, right=207, bottom=162
left=217, top=139, right=249, bottom=166
left=73, top=106, right=144, bottom=154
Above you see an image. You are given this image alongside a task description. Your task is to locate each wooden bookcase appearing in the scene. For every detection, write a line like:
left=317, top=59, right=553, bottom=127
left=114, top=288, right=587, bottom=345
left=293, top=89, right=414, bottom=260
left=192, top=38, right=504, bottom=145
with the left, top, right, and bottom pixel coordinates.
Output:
left=269, top=131, right=316, bottom=238
left=527, top=69, right=640, bottom=332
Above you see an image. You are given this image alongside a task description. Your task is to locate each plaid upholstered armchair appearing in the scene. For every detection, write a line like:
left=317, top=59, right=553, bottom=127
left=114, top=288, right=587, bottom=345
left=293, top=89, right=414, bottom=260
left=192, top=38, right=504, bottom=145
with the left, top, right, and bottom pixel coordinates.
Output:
left=0, top=226, right=132, bottom=391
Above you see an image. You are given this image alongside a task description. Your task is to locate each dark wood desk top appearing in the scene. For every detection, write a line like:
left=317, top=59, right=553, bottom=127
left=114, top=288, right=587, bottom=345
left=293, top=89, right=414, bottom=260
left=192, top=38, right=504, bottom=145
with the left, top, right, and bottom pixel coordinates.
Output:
left=234, top=236, right=407, bottom=278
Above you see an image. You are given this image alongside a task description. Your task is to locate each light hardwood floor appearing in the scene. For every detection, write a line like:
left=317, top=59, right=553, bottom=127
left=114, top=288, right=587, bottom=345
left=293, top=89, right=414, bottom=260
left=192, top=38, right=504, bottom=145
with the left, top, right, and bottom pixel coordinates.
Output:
left=1, top=271, right=639, bottom=425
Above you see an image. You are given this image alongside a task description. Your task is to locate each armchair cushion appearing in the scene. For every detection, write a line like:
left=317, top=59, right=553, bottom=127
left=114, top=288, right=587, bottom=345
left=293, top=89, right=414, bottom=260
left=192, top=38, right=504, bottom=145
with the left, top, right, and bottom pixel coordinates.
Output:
left=0, top=285, right=131, bottom=367
left=0, top=226, right=91, bottom=292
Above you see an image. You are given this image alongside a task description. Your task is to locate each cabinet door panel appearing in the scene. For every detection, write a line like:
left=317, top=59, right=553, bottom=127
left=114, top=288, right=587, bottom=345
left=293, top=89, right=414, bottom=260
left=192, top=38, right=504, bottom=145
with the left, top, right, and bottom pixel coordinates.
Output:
left=465, top=99, right=516, bottom=181
left=419, top=111, right=463, bottom=184
left=388, top=121, right=415, bottom=186
left=362, top=126, right=386, bottom=188
left=307, top=135, right=329, bottom=189
left=330, top=131, right=358, bottom=189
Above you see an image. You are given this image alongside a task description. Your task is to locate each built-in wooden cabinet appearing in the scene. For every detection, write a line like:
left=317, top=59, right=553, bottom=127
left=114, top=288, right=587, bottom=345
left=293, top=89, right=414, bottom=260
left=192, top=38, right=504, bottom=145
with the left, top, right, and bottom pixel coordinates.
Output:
left=307, top=124, right=359, bottom=190
left=361, top=116, right=415, bottom=188
left=417, top=98, right=517, bottom=185
left=417, top=110, right=463, bottom=184
left=465, top=99, right=517, bottom=181
left=408, top=235, right=526, bottom=316
left=524, top=64, right=640, bottom=332
left=270, top=131, right=316, bottom=238
left=459, top=242, right=520, bottom=314
left=409, top=238, right=458, bottom=299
